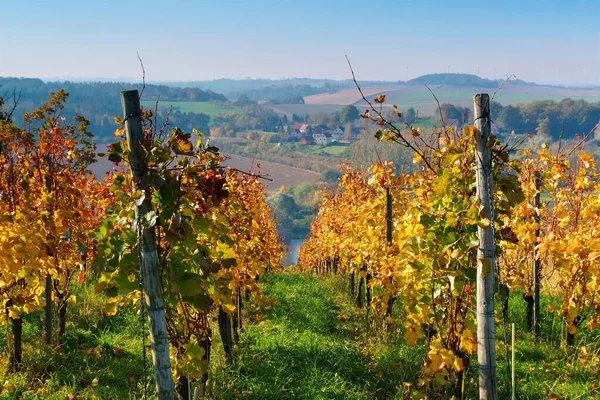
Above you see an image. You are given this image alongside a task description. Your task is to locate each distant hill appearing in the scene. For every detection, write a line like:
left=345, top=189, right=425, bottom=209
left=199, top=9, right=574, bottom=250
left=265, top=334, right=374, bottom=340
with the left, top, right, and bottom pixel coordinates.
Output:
left=154, top=78, right=401, bottom=100
left=154, top=74, right=545, bottom=101
left=405, top=73, right=535, bottom=88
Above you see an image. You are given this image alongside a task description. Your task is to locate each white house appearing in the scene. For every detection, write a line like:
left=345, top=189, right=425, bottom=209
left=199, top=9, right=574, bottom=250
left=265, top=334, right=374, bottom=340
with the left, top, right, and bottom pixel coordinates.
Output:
left=314, top=132, right=332, bottom=146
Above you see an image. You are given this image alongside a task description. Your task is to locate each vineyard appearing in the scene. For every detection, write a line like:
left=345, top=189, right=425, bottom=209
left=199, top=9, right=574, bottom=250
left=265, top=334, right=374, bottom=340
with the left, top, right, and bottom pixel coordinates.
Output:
left=298, top=93, right=600, bottom=398
left=0, top=88, right=599, bottom=400
left=0, top=90, right=284, bottom=399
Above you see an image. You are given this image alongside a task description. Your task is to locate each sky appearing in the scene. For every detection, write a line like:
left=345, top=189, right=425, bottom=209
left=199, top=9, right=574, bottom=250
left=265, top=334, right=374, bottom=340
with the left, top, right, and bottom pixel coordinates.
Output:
left=1, top=0, right=599, bottom=86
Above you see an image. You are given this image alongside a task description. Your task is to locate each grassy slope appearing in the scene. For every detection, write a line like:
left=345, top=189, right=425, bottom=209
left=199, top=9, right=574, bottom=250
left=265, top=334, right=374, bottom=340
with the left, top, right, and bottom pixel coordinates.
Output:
left=210, top=272, right=600, bottom=399
left=1, top=272, right=598, bottom=399
left=209, top=273, right=421, bottom=399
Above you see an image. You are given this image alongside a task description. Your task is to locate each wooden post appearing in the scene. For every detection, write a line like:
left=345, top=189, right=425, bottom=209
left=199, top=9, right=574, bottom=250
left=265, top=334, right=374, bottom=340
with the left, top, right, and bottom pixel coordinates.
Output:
left=533, top=171, right=541, bottom=340
left=121, top=90, right=174, bottom=399
left=218, top=306, right=234, bottom=364
left=511, top=323, right=515, bottom=400
left=386, top=187, right=392, bottom=244
left=474, top=93, right=498, bottom=399
left=385, top=187, right=395, bottom=320
left=45, top=275, right=52, bottom=344
left=45, top=173, right=53, bottom=345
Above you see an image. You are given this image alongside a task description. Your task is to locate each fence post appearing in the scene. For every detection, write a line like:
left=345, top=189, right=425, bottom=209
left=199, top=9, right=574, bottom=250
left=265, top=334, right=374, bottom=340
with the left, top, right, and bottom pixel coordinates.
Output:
left=385, top=187, right=395, bottom=321
left=121, top=90, right=174, bottom=399
left=533, top=171, right=541, bottom=340
left=474, top=93, right=498, bottom=400
left=45, top=171, right=53, bottom=345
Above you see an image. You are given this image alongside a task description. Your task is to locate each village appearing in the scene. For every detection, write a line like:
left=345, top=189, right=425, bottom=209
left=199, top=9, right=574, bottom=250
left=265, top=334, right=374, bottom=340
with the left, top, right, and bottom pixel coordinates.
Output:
left=282, top=121, right=362, bottom=145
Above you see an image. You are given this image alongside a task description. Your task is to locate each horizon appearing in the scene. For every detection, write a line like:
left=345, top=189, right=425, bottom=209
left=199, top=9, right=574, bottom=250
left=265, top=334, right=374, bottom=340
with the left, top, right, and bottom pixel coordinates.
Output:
left=1, top=0, right=599, bottom=86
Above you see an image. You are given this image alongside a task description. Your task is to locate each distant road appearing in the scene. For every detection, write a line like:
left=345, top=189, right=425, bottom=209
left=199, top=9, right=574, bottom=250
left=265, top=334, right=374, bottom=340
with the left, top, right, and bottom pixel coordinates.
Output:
left=89, top=153, right=320, bottom=192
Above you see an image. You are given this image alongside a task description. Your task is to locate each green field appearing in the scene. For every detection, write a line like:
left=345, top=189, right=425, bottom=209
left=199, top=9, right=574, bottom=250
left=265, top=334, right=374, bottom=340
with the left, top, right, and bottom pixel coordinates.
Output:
left=309, top=144, right=350, bottom=156
left=140, top=101, right=240, bottom=117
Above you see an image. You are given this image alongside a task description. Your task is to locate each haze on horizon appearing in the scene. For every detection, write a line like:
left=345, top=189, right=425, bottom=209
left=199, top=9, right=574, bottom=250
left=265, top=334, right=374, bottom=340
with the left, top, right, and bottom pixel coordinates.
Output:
left=1, top=0, right=599, bottom=87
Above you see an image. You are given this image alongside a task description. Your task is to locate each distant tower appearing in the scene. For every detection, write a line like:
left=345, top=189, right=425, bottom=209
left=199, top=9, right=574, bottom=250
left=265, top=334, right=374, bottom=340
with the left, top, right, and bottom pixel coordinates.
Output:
left=405, top=65, right=408, bottom=82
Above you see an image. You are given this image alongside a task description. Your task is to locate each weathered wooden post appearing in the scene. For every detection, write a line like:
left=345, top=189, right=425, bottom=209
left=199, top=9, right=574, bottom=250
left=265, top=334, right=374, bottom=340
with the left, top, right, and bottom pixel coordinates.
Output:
left=121, top=90, right=174, bottom=399
left=385, top=187, right=395, bottom=320
left=533, top=171, right=541, bottom=340
left=218, top=306, right=234, bottom=364
left=474, top=93, right=498, bottom=399
left=45, top=171, right=53, bottom=345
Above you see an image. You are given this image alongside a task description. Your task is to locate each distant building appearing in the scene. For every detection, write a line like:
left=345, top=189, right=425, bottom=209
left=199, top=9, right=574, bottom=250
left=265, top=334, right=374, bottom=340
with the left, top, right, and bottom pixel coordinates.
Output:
left=288, top=129, right=302, bottom=140
left=299, top=136, right=315, bottom=145
left=314, top=132, right=332, bottom=146
left=289, top=122, right=305, bottom=131
left=331, top=126, right=344, bottom=141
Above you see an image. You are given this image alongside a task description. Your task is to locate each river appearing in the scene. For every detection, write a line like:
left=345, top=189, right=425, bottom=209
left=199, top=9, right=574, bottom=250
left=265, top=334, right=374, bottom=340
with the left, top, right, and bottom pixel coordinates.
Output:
left=283, top=238, right=304, bottom=267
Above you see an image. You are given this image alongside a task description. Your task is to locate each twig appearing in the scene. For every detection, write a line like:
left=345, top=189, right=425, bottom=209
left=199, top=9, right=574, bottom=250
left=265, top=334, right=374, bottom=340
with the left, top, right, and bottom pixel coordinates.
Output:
left=220, top=167, right=274, bottom=181
left=491, top=74, right=515, bottom=102
left=566, top=121, right=600, bottom=156
left=345, top=55, right=435, bottom=173
left=137, top=52, right=146, bottom=100
left=425, top=85, right=445, bottom=129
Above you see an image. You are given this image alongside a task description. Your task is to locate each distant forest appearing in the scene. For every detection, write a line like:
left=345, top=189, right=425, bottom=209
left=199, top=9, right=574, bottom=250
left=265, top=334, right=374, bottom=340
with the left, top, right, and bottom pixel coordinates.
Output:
left=2, top=74, right=599, bottom=146
left=0, top=77, right=226, bottom=142
left=441, top=100, right=600, bottom=140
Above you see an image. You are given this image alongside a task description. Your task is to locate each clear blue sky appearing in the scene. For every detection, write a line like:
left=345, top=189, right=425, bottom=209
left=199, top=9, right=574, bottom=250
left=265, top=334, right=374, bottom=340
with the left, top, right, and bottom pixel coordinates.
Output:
left=1, top=0, right=598, bottom=85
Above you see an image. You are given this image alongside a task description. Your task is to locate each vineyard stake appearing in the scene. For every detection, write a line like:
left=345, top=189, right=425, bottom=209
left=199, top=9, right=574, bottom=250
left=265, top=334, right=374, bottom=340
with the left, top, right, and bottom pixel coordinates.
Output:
left=121, top=90, right=174, bottom=399
left=474, top=93, right=498, bottom=399
left=533, top=171, right=541, bottom=340
left=511, top=323, right=515, bottom=400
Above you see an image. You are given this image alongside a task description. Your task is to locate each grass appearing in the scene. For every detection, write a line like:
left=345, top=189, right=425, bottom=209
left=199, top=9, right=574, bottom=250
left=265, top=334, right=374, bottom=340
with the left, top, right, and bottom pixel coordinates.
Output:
left=309, top=144, right=350, bottom=157
left=0, top=283, right=151, bottom=399
left=209, top=272, right=600, bottom=399
left=140, top=101, right=240, bottom=117
left=209, top=272, right=422, bottom=399
left=1, top=271, right=598, bottom=399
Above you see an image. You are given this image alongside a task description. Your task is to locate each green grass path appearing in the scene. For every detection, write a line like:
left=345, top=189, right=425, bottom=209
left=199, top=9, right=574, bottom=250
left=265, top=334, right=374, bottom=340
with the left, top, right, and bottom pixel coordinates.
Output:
left=211, top=273, right=410, bottom=399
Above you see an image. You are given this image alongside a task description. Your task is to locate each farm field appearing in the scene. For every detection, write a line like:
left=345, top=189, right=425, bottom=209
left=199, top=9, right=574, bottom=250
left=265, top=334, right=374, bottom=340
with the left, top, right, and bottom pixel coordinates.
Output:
left=303, top=86, right=404, bottom=105
left=221, top=153, right=321, bottom=191
left=265, top=103, right=345, bottom=117
left=306, top=84, right=600, bottom=116
left=309, top=143, right=350, bottom=156
left=89, top=152, right=320, bottom=193
left=140, top=100, right=240, bottom=117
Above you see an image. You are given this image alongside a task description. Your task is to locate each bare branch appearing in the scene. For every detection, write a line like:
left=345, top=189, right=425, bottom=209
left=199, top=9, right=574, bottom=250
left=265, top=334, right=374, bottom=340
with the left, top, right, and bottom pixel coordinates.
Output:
left=345, top=55, right=435, bottom=173
left=491, top=74, right=515, bottom=103
left=137, top=52, right=146, bottom=99
left=425, top=85, right=445, bottom=129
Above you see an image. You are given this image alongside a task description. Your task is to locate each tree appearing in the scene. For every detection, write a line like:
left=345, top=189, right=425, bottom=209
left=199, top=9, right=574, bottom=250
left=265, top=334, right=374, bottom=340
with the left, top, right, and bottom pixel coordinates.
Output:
left=344, top=122, right=354, bottom=141
left=321, top=169, right=342, bottom=186
left=496, top=105, right=522, bottom=133
left=340, top=105, right=360, bottom=124
left=404, top=107, right=416, bottom=123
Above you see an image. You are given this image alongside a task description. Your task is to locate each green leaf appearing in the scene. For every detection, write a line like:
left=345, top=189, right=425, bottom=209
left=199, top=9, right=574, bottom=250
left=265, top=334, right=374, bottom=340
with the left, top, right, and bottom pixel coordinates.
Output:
left=172, top=272, right=204, bottom=296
